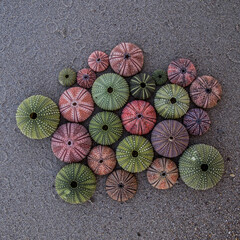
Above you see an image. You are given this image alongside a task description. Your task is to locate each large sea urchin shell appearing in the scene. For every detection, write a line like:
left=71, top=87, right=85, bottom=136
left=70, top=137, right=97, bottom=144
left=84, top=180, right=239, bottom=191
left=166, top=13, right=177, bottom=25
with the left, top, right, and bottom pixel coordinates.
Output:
left=77, top=68, right=96, bottom=88
left=88, top=51, right=109, bottom=72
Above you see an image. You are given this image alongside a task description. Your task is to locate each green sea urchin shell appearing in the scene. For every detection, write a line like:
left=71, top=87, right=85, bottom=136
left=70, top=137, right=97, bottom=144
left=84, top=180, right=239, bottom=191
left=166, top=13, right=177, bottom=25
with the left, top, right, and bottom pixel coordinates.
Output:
left=130, top=73, right=156, bottom=99
left=55, top=163, right=96, bottom=204
left=116, top=135, right=154, bottom=173
left=16, top=95, right=60, bottom=139
left=91, top=73, right=129, bottom=111
left=58, top=68, right=76, bottom=86
left=154, top=84, right=190, bottom=119
left=89, top=111, right=123, bottom=145
left=179, top=144, right=224, bottom=190
left=152, top=69, right=168, bottom=86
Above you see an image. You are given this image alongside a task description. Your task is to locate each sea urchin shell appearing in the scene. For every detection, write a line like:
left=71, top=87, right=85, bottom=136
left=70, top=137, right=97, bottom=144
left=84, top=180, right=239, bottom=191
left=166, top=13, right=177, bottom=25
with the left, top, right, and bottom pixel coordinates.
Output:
left=58, top=68, right=76, bottom=86
left=77, top=68, right=96, bottom=88
left=88, top=51, right=109, bottom=72
left=152, top=69, right=168, bottom=86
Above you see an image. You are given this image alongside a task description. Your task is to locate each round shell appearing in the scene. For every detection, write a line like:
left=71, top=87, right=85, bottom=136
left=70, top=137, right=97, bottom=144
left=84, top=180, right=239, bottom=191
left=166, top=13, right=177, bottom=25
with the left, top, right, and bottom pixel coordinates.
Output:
left=167, top=58, right=196, bottom=87
left=183, top=108, right=211, bottom=136
left=89, top=111, right=123, bottom=145
left=87, top=145, right=116, bottom=175
left=55, top=163, right=96, bottom=204
left=88, top=51, right=109, bottom=72
left=16, top=95, right=60, bottom=139
left=91, top=73, right=129, bottom=111
left=152, top=69, right=168, bottom=86
left=59, top=87, right=94, bottom=122
left=77, top=68, right=96, bottom=88
left=190, top=75, right=222, bottom=108
left=179, top=144, right=224, bottom=190
left=130, top=73, right=156, bottom=100
left=116, top=135, right=154, bottom=173
left=154, top=84, right=190, bottom=119
left=109, top=42, right=144, bottom=77
left=147, top=158, right=179, bottom=189
left=121, top=100, right=156, bottom=135
left=58, top=68, right=76, bottom=86
left=51, top=123, right=92, bottom=163
left=106, top=169, right=138, bottom=202
left=151, top=120, right=189, bottom=158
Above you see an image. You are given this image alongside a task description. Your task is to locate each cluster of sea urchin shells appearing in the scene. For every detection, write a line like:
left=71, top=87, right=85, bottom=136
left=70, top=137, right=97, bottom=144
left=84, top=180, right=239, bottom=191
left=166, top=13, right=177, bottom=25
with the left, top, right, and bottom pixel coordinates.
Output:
left=16, top=42, right=225, bottom=204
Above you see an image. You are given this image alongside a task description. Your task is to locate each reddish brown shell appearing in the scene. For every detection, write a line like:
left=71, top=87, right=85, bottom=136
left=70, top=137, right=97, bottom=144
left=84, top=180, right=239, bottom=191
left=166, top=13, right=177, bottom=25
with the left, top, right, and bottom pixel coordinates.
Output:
left=121, top=100, right=156, bottom=135
left=167, top=58, right=197, bottom=87
left=106, top=169, right=137, bottom=202
left=59, top=87, right=94, bottom=122
left=88, top=51, right=109, bottom=72
left=190, top=75, right=222, bottom=108
left=109, top=42, right=144, bottom=77
left=51, top=123, right=92, bottom=163
left=77, top=68, right=96, bottom=88
left=87, top=145, right=116, bottom=175
left=147, top=158, right=178, bottom=189
left=151, top=120, right=189, bottom=158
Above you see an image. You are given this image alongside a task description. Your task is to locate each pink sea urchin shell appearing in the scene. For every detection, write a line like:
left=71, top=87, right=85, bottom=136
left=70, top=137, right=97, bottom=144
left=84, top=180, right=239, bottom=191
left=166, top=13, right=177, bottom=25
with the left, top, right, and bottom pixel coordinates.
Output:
left=88, top=51, right=109, bottom=72
left=59, top=87, right=94, bottom=122
left=51, top=123, right=92, bottom=163
left=77, top=68, right=96, bottom=88
left=121, top=100, right=156, bottom=135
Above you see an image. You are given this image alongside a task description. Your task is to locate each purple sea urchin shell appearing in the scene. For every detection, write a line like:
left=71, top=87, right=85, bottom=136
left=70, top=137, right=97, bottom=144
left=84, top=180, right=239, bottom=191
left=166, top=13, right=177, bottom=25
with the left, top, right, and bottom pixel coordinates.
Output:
left=77, top=68, right=96, bottom=88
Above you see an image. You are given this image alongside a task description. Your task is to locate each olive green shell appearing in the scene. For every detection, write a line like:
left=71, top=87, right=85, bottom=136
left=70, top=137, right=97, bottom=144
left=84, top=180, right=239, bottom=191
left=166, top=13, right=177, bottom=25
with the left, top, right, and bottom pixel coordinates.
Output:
left=154, top=84, right=190, bottom=119
left=16, top=95, right=60, bottom=139
left=130, top=73, right=156, bottom=99
left=89, top=111, right=123, bottom=145
left=91, top=73, right=129, bottom=110
left=152, top=69, right=168, bottom=86
left=116, top=135, right=154, bottom=173
left=58, top=68, right=76, bottom=86
left=179, top=144, right=224, bottom=190
left=55, top=163, right=96, bottom=204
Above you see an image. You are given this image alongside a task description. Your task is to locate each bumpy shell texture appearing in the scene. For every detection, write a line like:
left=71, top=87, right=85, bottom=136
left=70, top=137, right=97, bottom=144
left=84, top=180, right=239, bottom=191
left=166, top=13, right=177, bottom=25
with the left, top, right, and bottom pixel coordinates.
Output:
left=88, top=145, right=116, bottom=175
left=147, top=158, right=179, bottom=189
left=109, top=42, right=144, bottom=77
left=152, top=69, right=168, bottom=86
left=77, top=68, right=96, bottom=88
left=55, top=163, right=96, bottom=204
left=106, top=169, right=138, bottom=202
left=58, top=68, right=76, bottom=86
left=154, top=84, right=190, bottom=119
left=151, top=120, right=189, bottom=158
left=130, top=73, right=156, bottom=100
left=16, top=95, right=60, bottom=139
left=59, top=87, right=94, bottom=122
left=167, top=58, right=197, bottom=87
left=179, top=144, right=224, bottom=190
left=116, top=135, right=154, bottom=173
left=190, top=75, right=222, bottom=108
left=92, top=73, right=129, bottom=111
left=121, top=100, right=156, bottom=135
left=51, top=123, right=92, bottom=163
left=88, top=51, right=109, bottom=72
left=89, top=111, right=123, bottom=145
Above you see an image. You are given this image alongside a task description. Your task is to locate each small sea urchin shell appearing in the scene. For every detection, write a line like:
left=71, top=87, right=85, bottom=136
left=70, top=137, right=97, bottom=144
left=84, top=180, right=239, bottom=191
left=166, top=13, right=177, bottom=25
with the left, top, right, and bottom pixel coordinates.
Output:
left=130, top=73, right=156, bottom=100
left=106, top=169, right=138, bottom=202
left=58, top=68, right=76, bottom=86
left=167, top=58, right=196, bottom=87
left=55, top=163, right=96, bottom=204
left=152, top=69, right=168, bottom=86
left=190, top=75, right=222, bottom=108
left=89, top=111, right=123, bottom=145
left=183, top=108, right=211, bottom=136
left=87, top=145, right=116, bottom=175
left=88, top=51, right=109, bottom=72
left=91, top=73, right=129, bottom=111
left=109, top=42, right=144, bottom=77
left=77, top=68, right=96, bottom=88
left=151, top=120, right=189, bottom=158
left=51, top=123, right=92, bottom=163
left=116, top=135, right=154, bottom=173
left=121, top=100, right=156, bottom=135
left=179, top=144, right=224, bottom=190
left=147, top=158, right=179, bottom=189
left=16, top=95, right=60, bottom=139
left=59, top=87, right=94, bottom=122
left=154, top=84, right=190, bottom=119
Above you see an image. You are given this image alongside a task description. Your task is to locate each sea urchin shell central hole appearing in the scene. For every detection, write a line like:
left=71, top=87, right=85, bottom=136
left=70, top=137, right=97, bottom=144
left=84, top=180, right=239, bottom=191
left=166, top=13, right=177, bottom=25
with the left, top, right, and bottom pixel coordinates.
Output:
left=201, top=164, right=208, bottom=171
left=68, top=141, right=72, bottom=146
left=30, top=112, right=37, bottom=119
left=118, top=183, right=124, bottom=188
left=97, top=58, right=101, bottom=62
left=181, top=68, right=186, bottom=74
left=161, top=171, right=166, bottom=177
left=71, top=181, right=77, bottom=188
left=65, top=75, right=69, bottom=78
left=169, top=136, right=174, bottom=141
left=124, top=53, right=130, bottom=59
left=140, top=83, right=146, bottom=88
left=170, top=98, right=176, bottom=104
left=99, top=160, right=103, bottom=163
left=83, top=75, right=89, bottom=80
left=72, top=102, right=77, bottom=106
left=137, top=114, right=142, bottom=118
left=102, top=125, right=108, bottom=131
left=158, top=75, right=162, bottom=78
left=132, top=151, right=138, bottom=157
left=108, top=87, right=113, bottom=93
left=206, top=88, right=212, bottom=94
